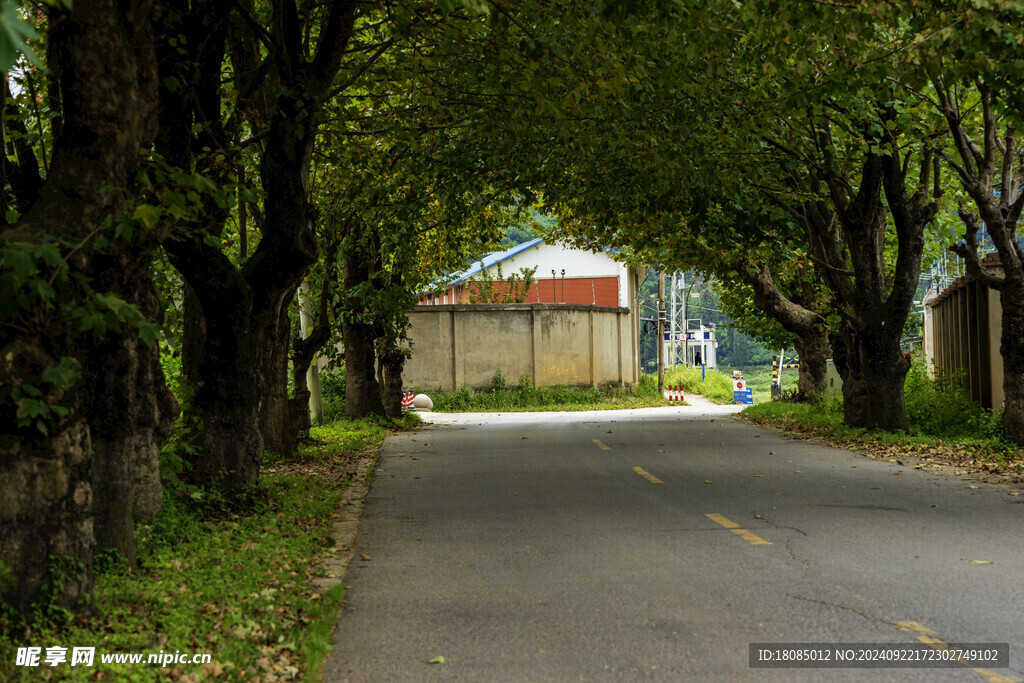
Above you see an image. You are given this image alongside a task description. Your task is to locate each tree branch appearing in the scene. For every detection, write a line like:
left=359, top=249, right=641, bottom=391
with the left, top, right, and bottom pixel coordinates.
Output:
left=951, top=209, right=1005, bottom=289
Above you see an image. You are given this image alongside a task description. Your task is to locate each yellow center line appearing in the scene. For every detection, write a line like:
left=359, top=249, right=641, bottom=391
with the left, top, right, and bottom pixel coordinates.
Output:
left=632, top=466, right=663, bottom=484
left=705, top=513, right=771, bottom=545
left=705, top=513, right=739, bottom=529
left=896, top=622, right=1017, bottom=683
left=592, top=439, right=611, bottom=450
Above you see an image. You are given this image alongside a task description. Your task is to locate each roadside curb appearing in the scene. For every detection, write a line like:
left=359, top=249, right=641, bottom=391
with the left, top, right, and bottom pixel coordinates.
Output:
left=312, top=449, right=379, bottom=592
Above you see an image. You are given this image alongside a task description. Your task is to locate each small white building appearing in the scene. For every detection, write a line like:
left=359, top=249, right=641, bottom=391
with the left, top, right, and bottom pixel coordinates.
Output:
left=663, top=320, right=718, bottom=368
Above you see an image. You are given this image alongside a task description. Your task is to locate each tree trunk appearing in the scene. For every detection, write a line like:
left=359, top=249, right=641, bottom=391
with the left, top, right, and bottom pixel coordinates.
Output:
left=165, top=250, right=264, bottom=492
left=999, top=281, right=1024, bottom=442
left=292, top=278, right=333, bottom=436
left=792, top=329, right=829, bottom=399
left=343, top=320, right=376, bottom=418
left=180, top=283, right=205, bottom=392
left=0, top=345, right=95, bottom=614
left=341, top=241, right=385, bottom=419
left=379, top=345, right=406, bottom=418
left=786, top=127, right=935, bottom=431
left=1, top=0, right=161, bottom=612
left=837, top=319, right=910, bottom=431
left=740, top=262, right=831, bottom=401
left=166, top=0, right=357, bottom=485
left=296, top=278, right=328, bottom=429
left=258, top=299, right=296, bottom=455
left=87, top=272, right=176, bottom=564
left=290, top=346, right=314, bottom=440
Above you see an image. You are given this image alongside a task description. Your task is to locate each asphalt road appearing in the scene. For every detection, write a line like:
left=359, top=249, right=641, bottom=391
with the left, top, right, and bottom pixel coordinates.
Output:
left=324, top=400, right=1024, bottom=682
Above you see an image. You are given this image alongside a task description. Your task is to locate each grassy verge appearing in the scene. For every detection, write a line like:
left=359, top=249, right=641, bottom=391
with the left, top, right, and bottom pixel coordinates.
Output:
left=663, top=365, right=735, bottom=404
left=426, top=371, right=669, bottom=412
left=0, top=413, right=419, bottom=682
left=731, top=364, right=799, bottom=403
left=742, top=361, right=1024, bottom=484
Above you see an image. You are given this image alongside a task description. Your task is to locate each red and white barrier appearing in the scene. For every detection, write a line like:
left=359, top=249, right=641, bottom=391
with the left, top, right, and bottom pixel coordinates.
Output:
left=665, top=385, right=685, bottom=402
left=401, top=392, right=414, bottom=410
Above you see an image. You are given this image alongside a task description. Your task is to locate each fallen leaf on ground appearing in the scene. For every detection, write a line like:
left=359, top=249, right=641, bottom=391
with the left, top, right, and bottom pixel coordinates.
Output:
left=428, top=656, right=446, bottom=664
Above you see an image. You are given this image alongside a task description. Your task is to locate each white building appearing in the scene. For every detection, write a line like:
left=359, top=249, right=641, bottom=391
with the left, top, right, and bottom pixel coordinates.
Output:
left=663, top=320, right=718, bottom=369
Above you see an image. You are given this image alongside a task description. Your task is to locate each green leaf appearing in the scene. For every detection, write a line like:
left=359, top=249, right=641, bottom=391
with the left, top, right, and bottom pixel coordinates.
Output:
left=137, top=321, right=161, bottom=346
left=0, top=0, right=41, bottom=71
left=114, top=217, right=134, bottom=241
left=133, top=203, right=162, bottom=229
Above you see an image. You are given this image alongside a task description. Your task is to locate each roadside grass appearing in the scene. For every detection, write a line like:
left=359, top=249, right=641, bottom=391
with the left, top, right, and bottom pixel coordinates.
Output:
left=742, top=357, right=1024, bottom=482
left=0, top=414, right=418, bottom=682
left=732, top=364, right=798, bottom=403
left=663, top=365, right=734, bottom=404
left=426, top=371, right=669, bottom=412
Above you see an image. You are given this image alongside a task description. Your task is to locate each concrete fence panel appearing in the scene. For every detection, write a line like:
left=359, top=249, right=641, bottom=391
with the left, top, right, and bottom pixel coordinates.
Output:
left=403, top=303, right=639, bottom=391
left=925, top=279, right=1004, bottom=409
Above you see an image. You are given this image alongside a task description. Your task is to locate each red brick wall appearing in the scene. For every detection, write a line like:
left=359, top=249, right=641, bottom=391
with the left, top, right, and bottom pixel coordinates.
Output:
left=419, top=276, right=621, bottom=307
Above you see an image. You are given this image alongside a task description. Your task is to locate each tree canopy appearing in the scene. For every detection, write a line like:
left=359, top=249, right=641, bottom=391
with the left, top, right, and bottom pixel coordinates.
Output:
left=3, top=0, right=1024, bottom=619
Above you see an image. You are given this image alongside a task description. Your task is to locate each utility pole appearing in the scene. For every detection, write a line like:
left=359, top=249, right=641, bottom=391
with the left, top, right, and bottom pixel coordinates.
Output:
left=682, top=271, right=688, bottom=367
left=670, top=273, right=678, bottom=365
left=657, top=273, right=666, bottom=392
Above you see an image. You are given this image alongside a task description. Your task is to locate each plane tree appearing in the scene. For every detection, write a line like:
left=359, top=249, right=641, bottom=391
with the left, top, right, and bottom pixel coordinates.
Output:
left=885, top=2, right=1024, bottom=442
left=0, top=0, right=175, bottom=612
left=485, top=1, right=946, bottom=428
left=682, top=3, right=946, bottom=430
left=309, top=139, right=513, bottom=420
left=307, top=1, right=651, bottom=418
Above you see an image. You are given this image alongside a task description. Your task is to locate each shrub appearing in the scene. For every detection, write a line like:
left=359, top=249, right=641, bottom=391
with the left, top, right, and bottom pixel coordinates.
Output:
left=319, top=367, right=347, bottom=422
left=636, top=372, right=658, bottom=398
left=903, top=355, right=1001, bottom=439
left=319, top=367, right=346, bottom=401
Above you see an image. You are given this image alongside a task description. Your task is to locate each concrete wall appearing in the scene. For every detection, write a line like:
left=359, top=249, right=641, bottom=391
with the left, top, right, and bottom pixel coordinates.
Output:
left=403, top=303, right=640, bottom=390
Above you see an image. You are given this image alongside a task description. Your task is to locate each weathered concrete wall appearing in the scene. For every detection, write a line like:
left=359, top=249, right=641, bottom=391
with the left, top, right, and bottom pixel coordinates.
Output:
left=926, top=278, right=1003, bottom=409
left=404, top=304, right=639, bottom=390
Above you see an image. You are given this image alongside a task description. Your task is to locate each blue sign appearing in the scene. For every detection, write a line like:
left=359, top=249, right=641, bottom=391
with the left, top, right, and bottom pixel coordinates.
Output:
left=733, top=388, right=753, bottom=405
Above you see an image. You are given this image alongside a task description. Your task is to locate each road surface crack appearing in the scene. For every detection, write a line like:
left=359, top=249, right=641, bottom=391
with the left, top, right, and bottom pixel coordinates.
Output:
left=756, top=516, right=806, bottom=564
left=789, top=595, right=888, bottom=626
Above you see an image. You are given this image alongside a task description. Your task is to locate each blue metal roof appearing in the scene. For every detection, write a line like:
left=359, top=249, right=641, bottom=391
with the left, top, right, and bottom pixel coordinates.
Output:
left=446, top=237, right=545, bottom=285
